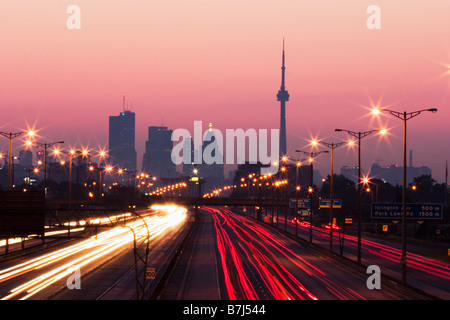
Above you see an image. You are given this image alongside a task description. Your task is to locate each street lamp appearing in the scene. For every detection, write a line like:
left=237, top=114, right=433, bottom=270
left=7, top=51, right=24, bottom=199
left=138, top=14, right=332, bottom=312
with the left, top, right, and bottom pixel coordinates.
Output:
left=0, top=130, right=34, bottom=190
left=372, top=106, right=437, bottom=284
left=97, top=150, right=108, bottom=197
left=294, top=160, right=304, bottom=237
left=68, top=150, right=77, bottom=208
left=335, top=128, right=385, bottom=264
left=314, top=140, right=347, bottom=252
left=295, top=149, right=329, bottom=242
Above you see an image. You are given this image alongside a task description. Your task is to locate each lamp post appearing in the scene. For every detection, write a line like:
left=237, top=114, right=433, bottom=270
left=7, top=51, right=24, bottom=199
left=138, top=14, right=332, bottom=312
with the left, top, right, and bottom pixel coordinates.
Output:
left=67, top=149, right=92, bottom=208
left=0, top=131, right=33, bottom=190
left=295, top=149, right=329, bottom=242
left=335, top=128, right=384, bottom=264
left=280, top=161, right=289, bottom=231
left=295, top=160, right=303, bottom=237
left=315, top=140, right=347, bottom=252
left=97, top=150, right=107, bottom=199
left=372, top=107, right=437, bottom=285
left=35, top=141, right=64, bottom=194
left=68, top=150, right=78, bottom=209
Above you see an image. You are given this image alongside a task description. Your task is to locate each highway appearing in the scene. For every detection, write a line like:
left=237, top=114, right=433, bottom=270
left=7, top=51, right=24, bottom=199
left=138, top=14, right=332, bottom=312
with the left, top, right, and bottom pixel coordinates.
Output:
left=263, top=211, right=450, bottom=299
left=0, top=205, right=190, bottom=300
left=157, top=207, right=433, bottom=300
left=1, top=205, right=447, bottom=300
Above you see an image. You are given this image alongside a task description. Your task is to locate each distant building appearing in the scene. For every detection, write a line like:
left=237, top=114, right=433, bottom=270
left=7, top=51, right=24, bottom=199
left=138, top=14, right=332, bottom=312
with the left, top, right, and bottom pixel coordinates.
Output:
left=195, top=124, right=225, bottom=192
left=341, top=162, right=432, bottom=186
left=181, top=137, right=196, bottom=177
left=109, top=110, right=137, bottom=172
left=19, top=150, right=33, bottom=168
left=370, top=163, right=431, bottom=185
left=142, top=126, right=177, bottom=178
left=199, top=125, right=224, bottom=179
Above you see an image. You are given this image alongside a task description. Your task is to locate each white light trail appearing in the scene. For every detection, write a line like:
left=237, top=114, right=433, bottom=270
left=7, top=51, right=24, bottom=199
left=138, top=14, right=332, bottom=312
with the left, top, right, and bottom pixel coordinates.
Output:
left=0, top=205, right=187, bottom=300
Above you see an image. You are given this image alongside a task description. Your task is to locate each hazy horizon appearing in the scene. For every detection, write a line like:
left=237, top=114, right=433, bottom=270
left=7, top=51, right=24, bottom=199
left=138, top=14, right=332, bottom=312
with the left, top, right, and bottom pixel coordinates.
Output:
left=1, top=1, right=449, bottom=183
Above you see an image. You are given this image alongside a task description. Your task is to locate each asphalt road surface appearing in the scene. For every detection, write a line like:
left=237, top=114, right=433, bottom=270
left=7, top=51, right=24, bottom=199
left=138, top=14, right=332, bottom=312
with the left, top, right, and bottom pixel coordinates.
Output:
left=157, top=207, right=432, bottom=300
left=0, top=205, right=190, bottom=300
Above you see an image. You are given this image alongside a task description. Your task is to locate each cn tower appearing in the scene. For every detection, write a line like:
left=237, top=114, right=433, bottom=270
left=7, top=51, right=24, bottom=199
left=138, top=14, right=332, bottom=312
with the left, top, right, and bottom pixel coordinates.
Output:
left=276, top=38, right=289, bottom=158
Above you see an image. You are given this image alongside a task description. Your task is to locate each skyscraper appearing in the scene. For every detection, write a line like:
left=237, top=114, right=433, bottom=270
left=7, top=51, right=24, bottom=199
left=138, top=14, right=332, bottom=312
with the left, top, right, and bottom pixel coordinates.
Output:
left=198, top=123, right=224, bottom=182
left=19, top=149, right=33, bottom=168
left=182, top=137, right=196, bottom=176
left=108, top=109, right=137, bottom=172
left=142, top=126, right=177, bottom=178
left=276, top=39, right=289, bottom=158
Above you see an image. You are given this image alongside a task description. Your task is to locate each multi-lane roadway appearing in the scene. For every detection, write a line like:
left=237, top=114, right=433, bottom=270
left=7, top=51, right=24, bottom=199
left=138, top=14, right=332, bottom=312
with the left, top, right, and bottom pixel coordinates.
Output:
left=0, top=205, right=448, bottom=300
left=0, top=205, right=189, bottom=300
left=268, top=213, right=450, bottom=299
left=158, top=207, right=442, bottom=300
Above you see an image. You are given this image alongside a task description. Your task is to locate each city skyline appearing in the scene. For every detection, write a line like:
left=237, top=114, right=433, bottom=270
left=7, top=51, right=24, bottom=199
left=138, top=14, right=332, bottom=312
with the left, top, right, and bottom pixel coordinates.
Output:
left=0, top=1, right=449, bottom=183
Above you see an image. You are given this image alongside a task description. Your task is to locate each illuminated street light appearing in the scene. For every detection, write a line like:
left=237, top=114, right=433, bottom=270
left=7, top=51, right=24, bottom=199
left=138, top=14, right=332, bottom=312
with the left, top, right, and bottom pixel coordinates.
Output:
left=34, top=140, right=64, bottom=194
left=371, top=108, right=381, bottom=115
left=0, top=130, right=35, bottom=190
left=372, top=106, right=437, bottom=285
left=67, top=149, right=78, bottom=209
left=335, top=128, right=386, bottom=264
left=314, top=140, right=348, bottom=252
left=295, top=148, right=329, bottom=243
left=98, top=150, right=107, bottom=159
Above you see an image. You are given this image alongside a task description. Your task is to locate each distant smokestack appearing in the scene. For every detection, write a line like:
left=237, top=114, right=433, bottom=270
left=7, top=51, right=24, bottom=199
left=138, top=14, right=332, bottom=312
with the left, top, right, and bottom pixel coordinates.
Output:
left=409, top=150, right=413, bottom=168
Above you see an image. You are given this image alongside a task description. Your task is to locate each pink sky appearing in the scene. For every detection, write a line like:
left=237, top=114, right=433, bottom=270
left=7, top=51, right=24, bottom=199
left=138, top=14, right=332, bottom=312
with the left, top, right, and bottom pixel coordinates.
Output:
left=0, top=1, right=449, bottom=182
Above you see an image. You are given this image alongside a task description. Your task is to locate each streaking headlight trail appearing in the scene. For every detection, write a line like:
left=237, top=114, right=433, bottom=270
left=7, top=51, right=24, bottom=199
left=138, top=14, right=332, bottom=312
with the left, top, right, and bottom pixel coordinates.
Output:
left=0, top=205, right=187, bottom=300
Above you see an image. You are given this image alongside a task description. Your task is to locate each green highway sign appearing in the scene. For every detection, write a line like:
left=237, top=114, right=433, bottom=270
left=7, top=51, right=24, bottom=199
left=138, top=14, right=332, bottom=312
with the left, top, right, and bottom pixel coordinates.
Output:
left=319, top=199, right=342, bottom=208
left=289, top=199, right=311, bottom=209
left=371, top=203, right=443, bottom=220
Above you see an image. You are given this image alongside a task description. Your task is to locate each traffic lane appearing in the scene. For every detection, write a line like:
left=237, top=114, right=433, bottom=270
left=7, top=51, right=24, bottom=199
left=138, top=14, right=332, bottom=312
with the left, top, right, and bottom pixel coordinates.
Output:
left=286, top=216, right=450, bottom=298
left=214, top=209, right=342, bottom=299
left=51, top=206, right=191, bottom=300
left=360, top=239, right=450, bottom=299
left=0, top=210, right=145, bottom=256
left=52, top=216, right=191, bottom=300
left=245, top=213, right=408, bottom=300
left=0, top=225, right=141, bottom=300
left=0, top=205, right=188, bottom=300
left=181, top=212, right=222, bottom=300
left=269, top=215, right=450, bottom=299
left=161, top=210, right=222, bottom=300
left=213, top=209, right=408, bottom=300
